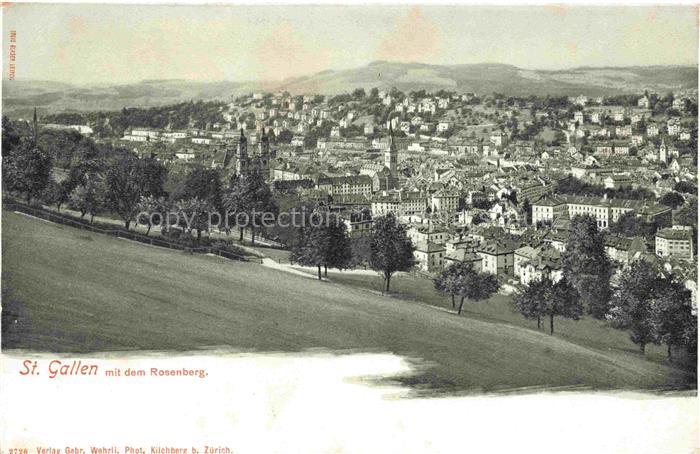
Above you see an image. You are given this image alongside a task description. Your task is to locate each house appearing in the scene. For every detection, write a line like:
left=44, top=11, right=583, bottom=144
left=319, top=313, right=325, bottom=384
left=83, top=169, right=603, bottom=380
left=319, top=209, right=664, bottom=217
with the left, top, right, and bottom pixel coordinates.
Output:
left=341, top=213, right=373, bottom=238
left=514, top=246, right=539, bottom=278
left=605, top=235, right=646, bottom=266
left=414, top=242, right=446, bottom=272
left=517, top=247, right=563, bottom=285
left=631, top=134, right=645, bottom=146
left=477, top=239, right=520, bottom=276
left=672, top=97, right=687, bottom=111
left=445, top=236, right=474, bottom=254
left=407, top=225, right=449, bottom=245
left=656, top=227, right=694, bottom=260
left=543, top=231, right=570, bottom=252
left=615, top=125, right=632, bottom=138
left=443, top=248, right=483, bottom=272
left=175, top=150, right=196, bottom=161
left=437, top=121, right=451, bottom=132
left=431, top=190, right=460, bottom=214
left=603, top=174, right=633, bottom=189
left=490, top=132, right=507, bottom=147
left=667, top=119, right=681, bottom=136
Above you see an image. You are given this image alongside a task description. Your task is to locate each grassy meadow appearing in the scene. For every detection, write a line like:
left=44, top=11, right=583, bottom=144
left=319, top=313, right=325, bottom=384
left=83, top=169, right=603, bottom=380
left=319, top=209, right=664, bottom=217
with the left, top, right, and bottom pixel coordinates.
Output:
left=1, top=210, right=694, bottom=393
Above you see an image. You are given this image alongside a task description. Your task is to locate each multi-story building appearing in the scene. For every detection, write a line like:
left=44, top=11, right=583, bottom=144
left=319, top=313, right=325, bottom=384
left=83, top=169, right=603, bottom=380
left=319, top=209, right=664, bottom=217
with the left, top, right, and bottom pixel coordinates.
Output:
left=531, top=197, right=567, bottom=225
left=414, top=242, right=446, bottom=272
left=407, top=225, right=449, bottom=245
left=605, top=235, right=646, bottom=266
left=532, top=196, right=671, bottom=230
left=430, top=190, right=460, bottom=214
left=656, top=227, right=694, bottom=260
left=477, top=240, right=519, bottom=276
left=317, top=175, right=373, bottom=197
left=371, top=189, right=427, bottom=216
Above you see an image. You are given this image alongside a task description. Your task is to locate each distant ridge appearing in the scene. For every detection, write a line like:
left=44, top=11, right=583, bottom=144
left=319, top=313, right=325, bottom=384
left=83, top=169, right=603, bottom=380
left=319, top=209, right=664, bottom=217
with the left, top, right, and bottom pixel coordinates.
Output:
left=3, top=61, right=697, bottom=115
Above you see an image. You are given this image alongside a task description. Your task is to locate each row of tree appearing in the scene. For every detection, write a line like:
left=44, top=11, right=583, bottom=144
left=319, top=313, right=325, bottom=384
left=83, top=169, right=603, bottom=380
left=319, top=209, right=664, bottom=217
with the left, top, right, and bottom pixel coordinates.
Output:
left=290, top=213, right=416, bottom=293
left=2, top=121, right=284, bottom=246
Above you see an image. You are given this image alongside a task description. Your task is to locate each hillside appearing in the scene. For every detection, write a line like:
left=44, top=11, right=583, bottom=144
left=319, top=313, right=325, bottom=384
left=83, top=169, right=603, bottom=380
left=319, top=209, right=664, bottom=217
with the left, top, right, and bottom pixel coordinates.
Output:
left=278, top=61, right=698, bottom=96
left=3, top=62, right=696, bottom=117
left=2, top=210, right=692, bottom=394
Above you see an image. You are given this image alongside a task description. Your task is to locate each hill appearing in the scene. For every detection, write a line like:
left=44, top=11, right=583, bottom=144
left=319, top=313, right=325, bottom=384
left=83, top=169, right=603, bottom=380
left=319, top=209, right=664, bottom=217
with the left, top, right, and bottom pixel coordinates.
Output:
left=2, top=62, right=696, bottom=117
left=277, top=61, right=698, bottom=96
left=1, top=210, right=692, bottom=394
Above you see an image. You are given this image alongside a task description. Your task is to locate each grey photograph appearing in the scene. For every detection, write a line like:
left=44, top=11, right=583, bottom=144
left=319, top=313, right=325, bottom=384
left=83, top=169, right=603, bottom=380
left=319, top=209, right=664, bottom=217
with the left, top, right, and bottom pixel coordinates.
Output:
left=1, top=3, right=698, bottom=452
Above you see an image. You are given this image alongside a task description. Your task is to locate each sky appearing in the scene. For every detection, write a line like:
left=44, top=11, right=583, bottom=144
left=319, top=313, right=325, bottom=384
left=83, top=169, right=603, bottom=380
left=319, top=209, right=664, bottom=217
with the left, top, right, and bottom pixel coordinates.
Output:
left=2, top=4, right=698, bottom=85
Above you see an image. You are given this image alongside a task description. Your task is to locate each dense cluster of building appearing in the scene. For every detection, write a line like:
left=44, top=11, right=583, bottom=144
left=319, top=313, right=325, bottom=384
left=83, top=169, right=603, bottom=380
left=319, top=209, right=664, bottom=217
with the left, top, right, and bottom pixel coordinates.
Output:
left=54, top=87, right=697, bottom=301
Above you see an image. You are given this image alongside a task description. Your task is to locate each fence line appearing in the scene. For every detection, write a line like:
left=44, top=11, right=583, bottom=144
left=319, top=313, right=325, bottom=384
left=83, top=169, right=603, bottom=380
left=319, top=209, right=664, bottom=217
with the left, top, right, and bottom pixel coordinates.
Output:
left=4, top=201, right=253, bottom=263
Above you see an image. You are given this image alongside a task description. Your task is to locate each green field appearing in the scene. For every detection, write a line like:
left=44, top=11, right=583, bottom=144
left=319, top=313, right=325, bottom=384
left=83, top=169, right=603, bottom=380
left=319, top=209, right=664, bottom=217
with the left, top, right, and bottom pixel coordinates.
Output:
left=1, top=210, right=693, bottom=393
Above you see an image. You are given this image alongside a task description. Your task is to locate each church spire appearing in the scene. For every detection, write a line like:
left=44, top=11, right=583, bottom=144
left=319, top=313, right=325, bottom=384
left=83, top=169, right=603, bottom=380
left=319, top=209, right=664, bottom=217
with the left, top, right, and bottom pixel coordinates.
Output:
left=32, top=107, right=38, bottom=143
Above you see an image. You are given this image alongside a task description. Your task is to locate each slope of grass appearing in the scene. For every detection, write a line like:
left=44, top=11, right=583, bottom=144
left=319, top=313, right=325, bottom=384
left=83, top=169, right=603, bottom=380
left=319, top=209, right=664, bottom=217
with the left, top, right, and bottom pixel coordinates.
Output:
left=1, top=210, right=693, bottom=393
left=312, top=271, right=683, bottom=365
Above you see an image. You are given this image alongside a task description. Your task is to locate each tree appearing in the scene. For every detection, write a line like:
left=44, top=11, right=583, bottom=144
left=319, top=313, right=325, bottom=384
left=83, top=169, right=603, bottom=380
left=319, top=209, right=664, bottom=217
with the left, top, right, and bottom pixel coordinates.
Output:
left=434, top=265, right=460, bottom=309
left=1, top=116, right=22, bottom=155
left=2, top=139, right=53, bottom=203
left=515, top=278, right=548, bottom=330
left=324, top=216, right=353, bottom=276
left=42, top=179, right=72, bottom=211
left=609, top=210, right=657, bottom=239
left=105, top=152, right=165, bottom=230
left=674, top=181, right=697, bottom=194
left=289, top=212, right=352, bottom=279
left=290, top=221, right=330, bottom=281
left=135, top=195, right=167, bottom=235
left=452, top=264, right=499, bottom=315
left=545, top=277, right=582, bottom=334
left=369, top=213, right=415, bottom=293
left=651, top=278, right=695, bottom=360
left=607, top=260, right=662, bottom=354
left=174, top=197, right=215, bottom=241
left=223, top=170, right=277, bottom=244
left=276, top=129, right=294, bottom=144
left=223, top=173, right=248, bottom=241
left=659, top=191, right=685, bottom=209
left=171, top=165, right=222, bottom=210
left=675, top=197, right=697, bottom=229
left=68, top=178, right=107, bottom=223
left=562, top=215, right=612, bottom=319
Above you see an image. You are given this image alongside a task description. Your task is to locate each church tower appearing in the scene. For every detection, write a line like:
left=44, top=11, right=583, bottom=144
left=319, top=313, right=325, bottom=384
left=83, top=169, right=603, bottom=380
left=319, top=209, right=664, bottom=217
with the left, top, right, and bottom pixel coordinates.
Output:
left=384, top=125, right=398, bottom=180
left=259, top=128, right=270, bottom=156
left=659, top=138, right=668, bottom=164
left=236, top=128, right=249, bottom=175
left=32, top=107, right=38, bottom=143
